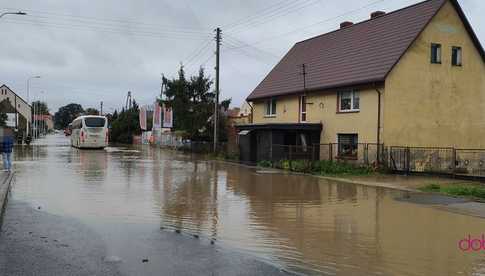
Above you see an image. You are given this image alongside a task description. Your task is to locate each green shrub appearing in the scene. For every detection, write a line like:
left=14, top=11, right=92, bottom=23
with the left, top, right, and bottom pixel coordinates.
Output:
left=290, top=160, right=313, bottom=173
left=257, top=160, right=273, bottom=168
left=311, top=160, right=372, bottom=175
left=270, top=159, right=371, bottom=175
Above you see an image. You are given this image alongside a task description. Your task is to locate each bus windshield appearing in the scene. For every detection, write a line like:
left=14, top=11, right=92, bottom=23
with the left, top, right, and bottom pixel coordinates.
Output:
left=84, top=117, right=106, bottom=128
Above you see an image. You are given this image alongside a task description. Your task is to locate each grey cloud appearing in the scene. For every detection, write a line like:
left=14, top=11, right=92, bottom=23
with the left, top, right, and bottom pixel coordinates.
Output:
left=0, top=0, right=482, bottom=113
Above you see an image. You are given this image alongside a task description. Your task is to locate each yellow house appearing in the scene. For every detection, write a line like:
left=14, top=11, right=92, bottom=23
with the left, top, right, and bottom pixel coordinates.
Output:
left=238, top=0, right=485, bottom=164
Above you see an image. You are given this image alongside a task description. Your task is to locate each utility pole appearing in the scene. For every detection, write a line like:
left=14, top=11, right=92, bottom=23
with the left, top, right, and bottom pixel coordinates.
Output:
left=125, top=91, right=132, bottom=110
left=100, top=101, right=103, bottom=115
left=213, top=27, right=221, bottom=153
left=299, top=64, right=307, bottom=123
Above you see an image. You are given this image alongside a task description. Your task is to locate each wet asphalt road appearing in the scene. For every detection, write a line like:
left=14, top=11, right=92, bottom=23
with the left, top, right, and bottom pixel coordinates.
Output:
left=0, top=201, right=286, bottom=276
left=0, top=136, right=287, bottom=276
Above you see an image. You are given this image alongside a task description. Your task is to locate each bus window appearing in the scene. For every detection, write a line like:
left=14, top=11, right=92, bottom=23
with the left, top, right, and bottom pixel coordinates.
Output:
left=84, top=117, right=106, bottom=128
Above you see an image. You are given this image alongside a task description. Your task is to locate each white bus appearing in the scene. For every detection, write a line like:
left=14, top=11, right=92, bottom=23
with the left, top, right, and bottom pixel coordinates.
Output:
left=70, top=115, right=108, bottom=149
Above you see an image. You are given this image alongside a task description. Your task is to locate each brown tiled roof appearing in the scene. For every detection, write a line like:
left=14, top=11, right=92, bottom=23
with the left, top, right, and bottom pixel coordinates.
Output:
left=247, top=0, right=485, bottom=101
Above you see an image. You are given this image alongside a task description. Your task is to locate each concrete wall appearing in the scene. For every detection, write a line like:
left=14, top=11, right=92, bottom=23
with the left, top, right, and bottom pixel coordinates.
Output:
left=383, top=1, right=485, bottom=148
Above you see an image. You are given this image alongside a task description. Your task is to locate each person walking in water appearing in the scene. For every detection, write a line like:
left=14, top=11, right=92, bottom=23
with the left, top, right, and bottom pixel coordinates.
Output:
left=2, top=128, right=14, bottom=172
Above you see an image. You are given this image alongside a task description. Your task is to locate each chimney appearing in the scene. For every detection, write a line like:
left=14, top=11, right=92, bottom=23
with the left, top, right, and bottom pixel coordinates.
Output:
left=340, top=21, right=353, bottom=29
left=370, top=11, right=386, bottom=19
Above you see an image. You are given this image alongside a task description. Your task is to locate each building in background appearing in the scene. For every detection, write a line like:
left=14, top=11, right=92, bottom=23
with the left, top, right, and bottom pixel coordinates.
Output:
left=0, top=84, right=32, bottom=137
left=33, top=114, right=54, bottom=133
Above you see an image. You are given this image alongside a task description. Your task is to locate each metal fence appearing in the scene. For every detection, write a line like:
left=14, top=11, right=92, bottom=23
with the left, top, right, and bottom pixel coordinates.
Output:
left=314, top=143, right=384, bottom=166
left=269, top=144, right=485, bottom=178
left=268, top=143, right=384, bottom=167
left=387, top=147, right=485, bottom=178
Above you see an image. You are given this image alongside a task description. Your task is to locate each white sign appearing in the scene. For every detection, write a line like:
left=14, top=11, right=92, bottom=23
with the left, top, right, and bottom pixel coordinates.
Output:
left=6, top=113, right=17, bottom=128
left=162, top=104, right=173, bottom=129
left=153, top=103, right=162, bottom=129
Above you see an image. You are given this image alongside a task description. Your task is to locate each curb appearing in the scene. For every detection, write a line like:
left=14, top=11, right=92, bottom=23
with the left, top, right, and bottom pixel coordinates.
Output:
left=217, top=159, right=419, bottom=193
left=0, top=172, right=14, bottom=228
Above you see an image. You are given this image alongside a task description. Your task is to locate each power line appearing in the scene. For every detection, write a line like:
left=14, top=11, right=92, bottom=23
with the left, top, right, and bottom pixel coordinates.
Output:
left=21, top=14, right=209, bottom=35
left=184, top=39, right=213, bottom=68
left=0, top=6, right=209, bottom=32
left=3, top=18, right=209, bottom=40
left=224, top=0, right=318, bottom=31
left=226, top=0, right=323, bottom=33
left=224, top=0, right=387, bottom=49
left=224, top=34, right=280, bottom=59
left=223, top=0, right=295, bottom=28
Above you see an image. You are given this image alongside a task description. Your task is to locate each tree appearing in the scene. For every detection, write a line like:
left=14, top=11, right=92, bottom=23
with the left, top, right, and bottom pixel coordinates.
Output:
left=32, top=101, right=49, bottom=115
left=109, top=102, right=141, bottom=144
left=84, top=108, right=100, bottom=115
left=0, top=113, right=7, bottom=127
left=54, top=103, right=84, bottom=129
left=160, top=65, right=231, bottom=142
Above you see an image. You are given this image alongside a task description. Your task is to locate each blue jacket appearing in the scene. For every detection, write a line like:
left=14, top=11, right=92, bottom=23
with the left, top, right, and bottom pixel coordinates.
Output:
left=3, top=136, right=14, bottom=153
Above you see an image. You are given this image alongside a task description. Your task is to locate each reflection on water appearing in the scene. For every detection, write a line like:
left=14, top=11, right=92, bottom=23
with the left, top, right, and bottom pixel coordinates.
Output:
left=10, top=135, right=485, bottom=275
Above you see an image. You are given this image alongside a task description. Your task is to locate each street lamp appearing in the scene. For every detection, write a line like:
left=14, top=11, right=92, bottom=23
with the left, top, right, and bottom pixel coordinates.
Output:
left=26, top=76, right=40, bottom=137
left=0, top=11, right=27, bottom=18
left=27, top=75, right=40, bottom=103
left=34, top=91, right=46, bottom=139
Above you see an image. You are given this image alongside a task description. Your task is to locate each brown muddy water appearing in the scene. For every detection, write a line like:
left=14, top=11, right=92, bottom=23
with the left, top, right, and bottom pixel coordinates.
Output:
left=9, top=134, right=485, bottom=275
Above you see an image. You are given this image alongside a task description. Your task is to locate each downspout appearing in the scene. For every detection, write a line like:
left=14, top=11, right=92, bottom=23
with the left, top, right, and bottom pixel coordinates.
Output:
left=246, top=100, right=254, bottom=124
left=374, top=85, right=382, bottom=165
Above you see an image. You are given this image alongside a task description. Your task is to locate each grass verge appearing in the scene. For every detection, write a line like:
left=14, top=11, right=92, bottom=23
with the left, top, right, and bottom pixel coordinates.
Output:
left=419, top=183, right=485, bottom=201
left=257, top=159, right=374, bottom=176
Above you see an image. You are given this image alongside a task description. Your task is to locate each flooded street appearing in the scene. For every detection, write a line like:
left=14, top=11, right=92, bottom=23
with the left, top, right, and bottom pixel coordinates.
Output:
left=3, top=134, right=485, bottom=275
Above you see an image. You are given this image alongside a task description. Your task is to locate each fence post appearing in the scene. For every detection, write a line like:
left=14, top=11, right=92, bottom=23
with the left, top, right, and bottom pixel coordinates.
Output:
left=270, top=143, right=273, bottom=163
left=289, top=145, right=293, bottom=169
left=452, top=148, right=457, bottom=178
left=406, top=147, right=411, bottom=175
left=364, top=144, right=369, bottom=166
left=312, top=144, right=316, bottom=162
left=329, top=144, right=333, bottom=162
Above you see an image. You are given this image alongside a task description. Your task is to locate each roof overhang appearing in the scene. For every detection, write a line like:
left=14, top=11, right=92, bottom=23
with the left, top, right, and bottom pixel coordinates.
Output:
left=236, top=123, right=322, bottom=131
left=247, top=79, right=385, bottom=101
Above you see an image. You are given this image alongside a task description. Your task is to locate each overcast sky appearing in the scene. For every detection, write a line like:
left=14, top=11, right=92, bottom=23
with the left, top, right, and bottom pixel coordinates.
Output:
left=0, top=0, right=482, bottom=113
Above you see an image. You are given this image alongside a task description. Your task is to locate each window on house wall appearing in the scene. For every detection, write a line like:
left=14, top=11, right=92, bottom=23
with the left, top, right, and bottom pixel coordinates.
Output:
left=338, top=90, right=359, bottom=112
left=452, top=46, right=462, bottom=66
left=300, top=95, right=307, bottom=122
left=338, top=134, right=358, bottom=158
left=431, top=43, right=442, bottom=64
left=265, top=98, right=276, bottom=116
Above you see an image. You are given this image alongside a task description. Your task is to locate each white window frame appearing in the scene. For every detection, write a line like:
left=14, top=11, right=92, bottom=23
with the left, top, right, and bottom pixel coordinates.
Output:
left=338, top=90, right=360, bottom=112
left=299, top=95, right=307, bottom=122
left=264, top=98, right=276, bottom=117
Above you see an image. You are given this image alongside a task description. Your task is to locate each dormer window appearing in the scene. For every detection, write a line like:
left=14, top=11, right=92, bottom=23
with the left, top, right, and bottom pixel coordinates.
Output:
left=431, top=43, right=442, bottom=64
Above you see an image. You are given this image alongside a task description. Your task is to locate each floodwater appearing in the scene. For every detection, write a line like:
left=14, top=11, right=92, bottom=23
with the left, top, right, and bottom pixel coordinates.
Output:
left=9, top=134, right=485, bottom=275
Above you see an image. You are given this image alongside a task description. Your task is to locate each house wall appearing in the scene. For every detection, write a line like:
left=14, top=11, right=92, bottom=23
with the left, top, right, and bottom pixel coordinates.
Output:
left=252, top=87, right=381, bottom=144
left=253, top=95, right=299, bottom=123
left=0, top=86, right=32, bottom=124
left=384, top=1, right=485, bottom=148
